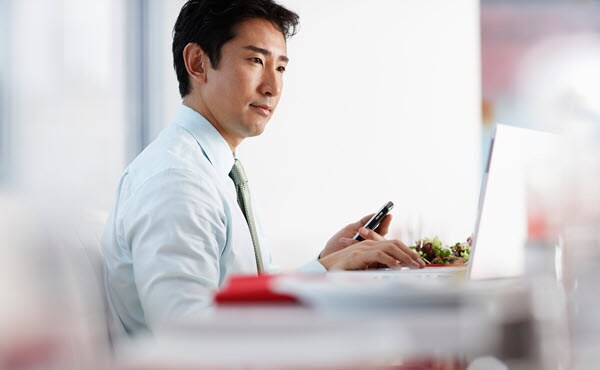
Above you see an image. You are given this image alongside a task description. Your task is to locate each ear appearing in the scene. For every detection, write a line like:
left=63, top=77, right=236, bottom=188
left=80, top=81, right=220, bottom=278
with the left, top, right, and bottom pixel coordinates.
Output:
left=183, top=43, right=209, bottom=84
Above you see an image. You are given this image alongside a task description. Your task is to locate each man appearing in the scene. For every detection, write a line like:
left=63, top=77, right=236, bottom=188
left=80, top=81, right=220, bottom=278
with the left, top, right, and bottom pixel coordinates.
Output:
left=102, top=0, right=424, bottom=336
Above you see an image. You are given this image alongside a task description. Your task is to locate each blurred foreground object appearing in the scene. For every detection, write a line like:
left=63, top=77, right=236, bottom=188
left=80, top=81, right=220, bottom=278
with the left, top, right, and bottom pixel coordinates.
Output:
left=560, top=112, right=600, bottom=370
left=0, top=193, right=111, bottom=370
left=516, top=34, right=600, bottom=369
left=114, top=273, right=543, bottom=369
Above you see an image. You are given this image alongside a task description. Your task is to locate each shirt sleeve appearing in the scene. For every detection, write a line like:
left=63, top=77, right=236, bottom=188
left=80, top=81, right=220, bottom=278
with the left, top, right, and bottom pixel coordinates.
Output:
left=297, top=259, right=327, bottom=273
left=121, top=169, right=226, bottom=331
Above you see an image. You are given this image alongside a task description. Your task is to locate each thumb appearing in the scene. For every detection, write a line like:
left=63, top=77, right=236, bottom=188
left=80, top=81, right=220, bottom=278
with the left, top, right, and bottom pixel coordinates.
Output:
left=358, top=227, right=385, bottom=241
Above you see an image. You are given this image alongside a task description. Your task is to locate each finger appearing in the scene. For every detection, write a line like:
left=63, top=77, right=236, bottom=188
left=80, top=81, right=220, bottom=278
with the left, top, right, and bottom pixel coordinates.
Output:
left=393, top=240, right=426, bottom=267
left=357, top=227, right=385, bottom=241
left=374, top=214, right=393, bottom=236
left=380, top=242, right=422, bottom=268
left=352, top=213, right=375, bottom=231
left=369, top=249, right=400, bottom=269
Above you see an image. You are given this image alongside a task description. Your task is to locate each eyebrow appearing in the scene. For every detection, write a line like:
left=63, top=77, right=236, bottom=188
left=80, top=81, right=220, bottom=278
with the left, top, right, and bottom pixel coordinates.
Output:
left=243, top=45, right=289, bottom=63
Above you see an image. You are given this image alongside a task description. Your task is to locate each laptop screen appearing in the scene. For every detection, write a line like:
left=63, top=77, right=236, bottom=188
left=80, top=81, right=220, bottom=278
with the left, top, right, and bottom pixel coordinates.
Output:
left=468, top=124, right=559, bottom=280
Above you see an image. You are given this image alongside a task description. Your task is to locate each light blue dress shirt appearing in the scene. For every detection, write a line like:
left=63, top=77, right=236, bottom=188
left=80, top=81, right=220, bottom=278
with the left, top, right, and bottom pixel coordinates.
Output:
left=102, top=104, right=325, bottom=336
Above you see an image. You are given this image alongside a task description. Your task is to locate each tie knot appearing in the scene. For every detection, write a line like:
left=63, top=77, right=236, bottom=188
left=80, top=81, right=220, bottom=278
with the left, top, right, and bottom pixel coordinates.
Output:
left=229, top=158, right=248, bottom=186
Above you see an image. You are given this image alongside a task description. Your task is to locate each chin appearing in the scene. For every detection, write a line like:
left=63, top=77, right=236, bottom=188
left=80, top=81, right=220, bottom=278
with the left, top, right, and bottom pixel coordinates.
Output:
left=247, top=126, right=266, bottom=137
left=244, top=121, right=269, bottom=137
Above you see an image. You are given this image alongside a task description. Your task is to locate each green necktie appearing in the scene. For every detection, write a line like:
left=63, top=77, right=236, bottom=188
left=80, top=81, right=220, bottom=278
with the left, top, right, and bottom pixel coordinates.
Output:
left=229, top=158, right=264, bottom=274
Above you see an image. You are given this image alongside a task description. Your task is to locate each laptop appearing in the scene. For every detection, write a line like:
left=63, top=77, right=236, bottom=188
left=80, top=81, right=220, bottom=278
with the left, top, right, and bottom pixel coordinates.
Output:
left=344, top=124, right=559, bottom=281
left=467, top=124, right=559, bottom=280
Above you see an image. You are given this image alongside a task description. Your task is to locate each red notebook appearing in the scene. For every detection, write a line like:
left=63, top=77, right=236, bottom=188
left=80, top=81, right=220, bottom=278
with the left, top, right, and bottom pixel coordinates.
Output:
left=214, top=274, right=300, bottom=305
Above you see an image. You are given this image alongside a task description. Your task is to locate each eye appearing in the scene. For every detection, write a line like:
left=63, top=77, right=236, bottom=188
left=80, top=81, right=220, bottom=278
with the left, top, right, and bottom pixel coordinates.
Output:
left=277, top=66, right=286, bottom=73
left=251, top=57, right=263, bottom=65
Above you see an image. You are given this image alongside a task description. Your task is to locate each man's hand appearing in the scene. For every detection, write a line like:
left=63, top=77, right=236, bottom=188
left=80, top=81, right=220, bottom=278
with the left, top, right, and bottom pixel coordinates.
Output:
left=319, top=213, right=393, bottom=258
left=319, top=238, right=425, bottom=270
left=317, top=213, right=425, bottom=271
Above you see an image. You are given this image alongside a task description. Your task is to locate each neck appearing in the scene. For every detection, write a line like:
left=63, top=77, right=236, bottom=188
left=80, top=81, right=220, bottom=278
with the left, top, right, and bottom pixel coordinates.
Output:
left=182, top=96, right=240, bottom=154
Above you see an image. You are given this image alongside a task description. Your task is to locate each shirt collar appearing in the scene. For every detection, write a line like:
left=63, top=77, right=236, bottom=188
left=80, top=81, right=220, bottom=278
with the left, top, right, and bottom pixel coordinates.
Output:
left=173, top=103, right=235, bottom=177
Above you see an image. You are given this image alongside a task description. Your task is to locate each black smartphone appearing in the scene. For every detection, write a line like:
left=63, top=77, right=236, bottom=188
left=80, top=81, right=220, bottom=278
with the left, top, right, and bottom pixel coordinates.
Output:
left=352, top=201, right=394, bottom=241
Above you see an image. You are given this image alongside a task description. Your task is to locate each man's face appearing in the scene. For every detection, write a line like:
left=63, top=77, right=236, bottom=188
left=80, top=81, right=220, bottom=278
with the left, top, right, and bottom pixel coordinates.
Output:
left=199, top=18, right=288, bottom=147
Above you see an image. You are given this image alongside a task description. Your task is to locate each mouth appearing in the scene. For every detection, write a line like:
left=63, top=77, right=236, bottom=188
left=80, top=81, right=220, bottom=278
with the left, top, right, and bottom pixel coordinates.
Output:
left=250, top=104, right=272, bottom=117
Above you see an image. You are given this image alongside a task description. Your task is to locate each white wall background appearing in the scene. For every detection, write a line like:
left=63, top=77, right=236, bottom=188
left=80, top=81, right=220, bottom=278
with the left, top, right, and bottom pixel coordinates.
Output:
left=6, top=0, right=127, bottom=212
left=160, top=0, right=482, bottom=269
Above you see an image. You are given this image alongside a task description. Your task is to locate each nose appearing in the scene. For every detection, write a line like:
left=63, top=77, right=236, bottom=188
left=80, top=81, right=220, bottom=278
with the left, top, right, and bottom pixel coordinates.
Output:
left=259, top=67, right=282, bottom=98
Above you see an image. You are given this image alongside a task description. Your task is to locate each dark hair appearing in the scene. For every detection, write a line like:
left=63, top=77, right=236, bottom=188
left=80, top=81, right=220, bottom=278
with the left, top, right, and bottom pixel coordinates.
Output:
left=172, top=0, right=300, bottom=97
